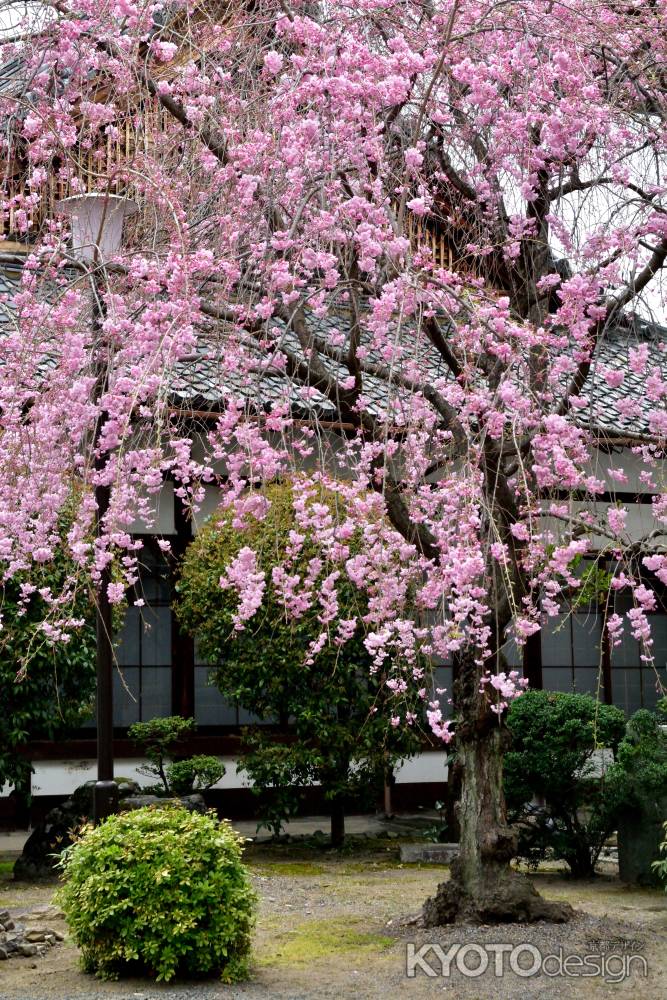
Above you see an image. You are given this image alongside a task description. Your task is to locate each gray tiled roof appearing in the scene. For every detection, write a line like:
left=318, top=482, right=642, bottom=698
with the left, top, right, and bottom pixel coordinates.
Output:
left=0, top=57, right=25, bottom=97
left=171, top=307, right=667, bottom=439
left=0, top=259, right=23, bottom=328
left=579, top=321, right=666, bottom=439
left=0, top=259, right=665, bottom=438
left=170, top=311, right=451, bottom=423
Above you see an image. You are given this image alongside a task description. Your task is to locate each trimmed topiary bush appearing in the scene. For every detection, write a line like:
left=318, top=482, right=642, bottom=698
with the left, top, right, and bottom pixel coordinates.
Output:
left=166, top=755, right=226, bottom=795
left=128, top=715, right=196, bottom=793
left=56, top=805, right=255, bottom=982
left=175, top=478, right=422, bottom=845
left=609, top=710, right=667, bottom=885
left=504, top=690, right=627, bottom=877
left=127, top=715, right=226, bottom=797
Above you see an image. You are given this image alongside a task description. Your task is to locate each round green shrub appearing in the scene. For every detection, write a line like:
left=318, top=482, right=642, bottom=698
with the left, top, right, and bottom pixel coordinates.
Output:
left=56, top=805, right=255, bottom=982
left=504, top=690, right=626, bottom=877
left=166, top=755, right=226, bottom=795
left=175, top=478, right=422, bottom=841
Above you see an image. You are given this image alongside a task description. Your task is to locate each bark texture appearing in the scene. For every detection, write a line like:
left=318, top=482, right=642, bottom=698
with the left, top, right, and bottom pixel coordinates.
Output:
left=423, top=659, right=574, bottom=926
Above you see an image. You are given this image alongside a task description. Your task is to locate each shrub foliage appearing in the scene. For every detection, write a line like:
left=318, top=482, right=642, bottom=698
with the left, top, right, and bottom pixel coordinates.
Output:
left=166, top=755, right=226, bottom=795
left=504, top=689, right=627, bottom=877
left=176, top=480, right=422, bottom=842
left=606, top=709, right=667, bottom=818
left=0, top=552, right=96, bottom=792
left=57, top=806, right=255, bottom=982
left=653, top=822, right=667, bottom=889
left=127, top=716, right=226, bottom=795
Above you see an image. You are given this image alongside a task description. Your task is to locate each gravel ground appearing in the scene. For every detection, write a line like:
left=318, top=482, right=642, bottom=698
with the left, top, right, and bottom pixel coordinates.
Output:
left=0, top=852, right=665, bottom=1000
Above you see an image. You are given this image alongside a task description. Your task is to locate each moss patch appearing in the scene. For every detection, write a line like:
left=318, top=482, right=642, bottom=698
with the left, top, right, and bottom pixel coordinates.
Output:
left=244, top=836, right=403, bottom=864
left=250, top=860, right=329, bottom=877
left=337, top=859, right=449, bottom=874
left=258, top=917, right=395, bottom=967
left=250, top=857, right=448, bottom=879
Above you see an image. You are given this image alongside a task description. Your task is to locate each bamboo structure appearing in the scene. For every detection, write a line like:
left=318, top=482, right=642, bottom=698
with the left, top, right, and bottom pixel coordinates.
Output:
left=405, top=211, right=456, bottom=271
left=4, top=128, right=457, bottom=268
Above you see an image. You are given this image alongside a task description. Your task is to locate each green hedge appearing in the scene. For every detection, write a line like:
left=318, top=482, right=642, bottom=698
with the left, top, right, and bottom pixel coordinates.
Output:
left=57, top=806, right=255, bottom=982
left=0, top=552, right=96, bottom=792
left=505, top=690, right=626, bottom=876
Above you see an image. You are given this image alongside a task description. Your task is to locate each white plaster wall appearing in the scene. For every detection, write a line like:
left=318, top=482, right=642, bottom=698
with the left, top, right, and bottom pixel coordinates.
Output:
left=22, top=757, right=253, bottom=798
left=541, top=497, right=657, bottom=550
left=127, top=480, right=175, bottom=535
left=191, top=482, right=223, bottom=534
left=583, top=448, right=664, bottom=496
left=3, top=753, right=448, bottom=798
left=394, top=752, right=449, bottom=785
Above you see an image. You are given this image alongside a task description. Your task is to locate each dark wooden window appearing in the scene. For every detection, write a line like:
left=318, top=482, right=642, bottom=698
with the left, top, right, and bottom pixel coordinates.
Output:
left=611, top=591, right=667, bottom=716
left=535, top=558, right=667, bottom=714
left=112, top=545, right=173, bottom=724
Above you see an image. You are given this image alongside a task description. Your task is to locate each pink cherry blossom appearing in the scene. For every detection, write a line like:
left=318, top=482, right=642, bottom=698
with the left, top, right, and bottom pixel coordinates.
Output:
left=0, top=0, right=664, bottom=765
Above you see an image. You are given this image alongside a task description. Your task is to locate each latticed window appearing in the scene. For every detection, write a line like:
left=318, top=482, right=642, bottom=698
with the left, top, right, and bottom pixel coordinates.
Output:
left=611, top=592, right=667, bottom=716
left=538, top=558, right=667, bottom=714
left=193, top=639, right=267, bottom=728
left=112, top=544, right=173, bottom=725
left=540, top=609, right=604, bottom=698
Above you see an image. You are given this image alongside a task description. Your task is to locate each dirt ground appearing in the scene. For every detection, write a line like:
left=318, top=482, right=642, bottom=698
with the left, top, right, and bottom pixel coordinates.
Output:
left=0, top=843, right=665, bottom=1000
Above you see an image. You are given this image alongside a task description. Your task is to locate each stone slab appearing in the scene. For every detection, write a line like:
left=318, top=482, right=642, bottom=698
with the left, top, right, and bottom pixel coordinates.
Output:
left=399, top=842, right=459, bottom=864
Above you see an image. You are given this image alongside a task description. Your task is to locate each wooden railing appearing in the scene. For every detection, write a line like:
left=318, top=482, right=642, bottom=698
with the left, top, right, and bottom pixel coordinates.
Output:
left=2, top=101, right=171, bottom=238
left=3, top=118, right=458, bottom=273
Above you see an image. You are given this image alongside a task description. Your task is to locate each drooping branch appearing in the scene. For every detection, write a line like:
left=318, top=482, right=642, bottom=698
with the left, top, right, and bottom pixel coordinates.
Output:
left=608, top=236, right=667, bottom=314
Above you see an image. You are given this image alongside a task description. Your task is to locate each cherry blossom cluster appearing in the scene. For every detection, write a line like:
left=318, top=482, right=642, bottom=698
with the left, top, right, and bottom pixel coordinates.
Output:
left=479, top=670, right=530, bottom=716
left=0, top=0, right=665, bottom=735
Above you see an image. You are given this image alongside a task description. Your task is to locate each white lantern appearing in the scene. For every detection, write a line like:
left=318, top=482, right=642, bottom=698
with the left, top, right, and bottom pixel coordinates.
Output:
left=55, top=193, right=138, bottom=262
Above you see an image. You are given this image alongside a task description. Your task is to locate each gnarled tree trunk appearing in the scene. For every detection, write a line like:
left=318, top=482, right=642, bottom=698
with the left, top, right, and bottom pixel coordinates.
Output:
left=330, top=795, right=346, bottom=847
left=423, top=657, right=574, bottom=925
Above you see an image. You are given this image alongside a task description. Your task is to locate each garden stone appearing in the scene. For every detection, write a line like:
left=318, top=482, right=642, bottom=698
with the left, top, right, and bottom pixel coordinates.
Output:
left=13, top=778, right=141, bottom=881
left=23, top=905, right=64, bottom=922
left=119, top=794, right=162, bottom=810
left=24, top=927, right=48, bottom=942
left=0, top=904, right=65, bottom=962
left=400, top=842, right=459, bottom=864
left=69, top=777, right=141, bottom=814
left=0, top=947, right=7, bottom=960
left=179, top=793, right=207, bottom=813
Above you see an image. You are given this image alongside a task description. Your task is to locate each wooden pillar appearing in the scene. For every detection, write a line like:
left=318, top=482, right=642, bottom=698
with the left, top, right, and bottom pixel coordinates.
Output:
left=523, top=629, right=543, bottom=690
left=600, top=561, right=614, bottom=705
left=171, top=492, right=195, bottom=719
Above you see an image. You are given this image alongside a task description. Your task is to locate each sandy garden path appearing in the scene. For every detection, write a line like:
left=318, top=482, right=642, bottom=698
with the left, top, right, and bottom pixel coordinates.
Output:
left=0, top=846, right=665, bottom=999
